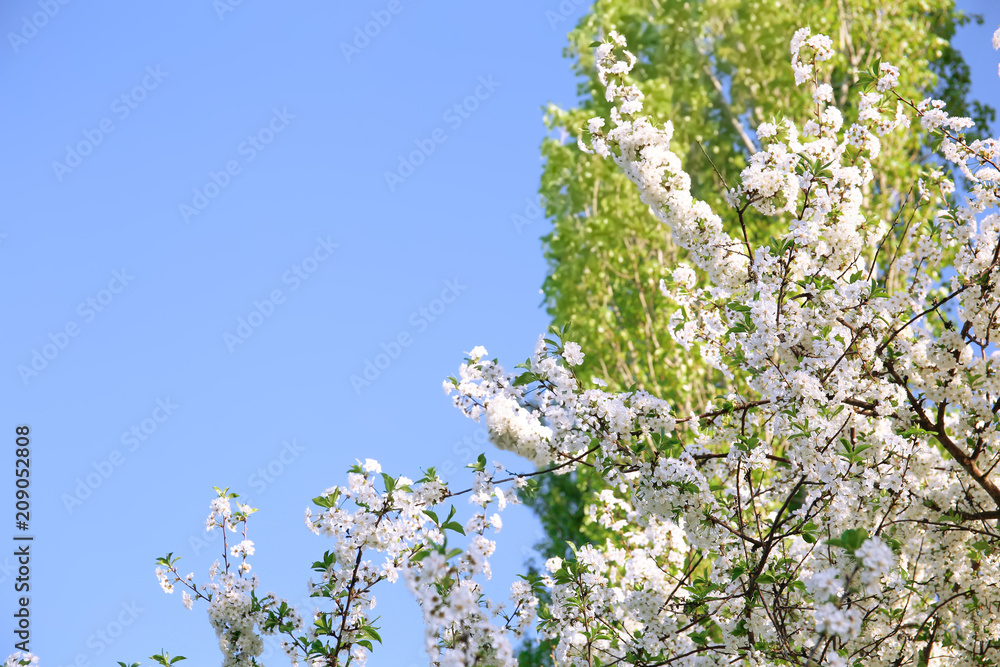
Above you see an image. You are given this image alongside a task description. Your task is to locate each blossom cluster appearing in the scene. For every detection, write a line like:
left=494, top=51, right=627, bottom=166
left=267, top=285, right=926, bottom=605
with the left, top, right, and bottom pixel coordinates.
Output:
left=450, top=26, right=1000, bottom=667
left=155, top=489, right=271, bottom=667
left=145, top=457, right=535, bottom=667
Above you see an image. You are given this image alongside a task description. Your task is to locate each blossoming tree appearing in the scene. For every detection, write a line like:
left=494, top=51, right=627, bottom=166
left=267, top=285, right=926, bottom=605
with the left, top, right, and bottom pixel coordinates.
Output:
left=528, top=7, right=994, bottom=632
left=11, top=18, right=1000, bottom=667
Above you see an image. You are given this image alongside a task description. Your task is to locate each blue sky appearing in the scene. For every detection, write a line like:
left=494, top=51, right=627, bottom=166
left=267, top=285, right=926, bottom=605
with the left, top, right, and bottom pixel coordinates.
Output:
left=1, top=1, right=998, bottom=666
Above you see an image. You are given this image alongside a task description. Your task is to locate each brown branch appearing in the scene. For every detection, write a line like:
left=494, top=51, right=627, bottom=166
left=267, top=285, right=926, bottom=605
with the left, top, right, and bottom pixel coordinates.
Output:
left=675, top=399, right=771, bottom=424
left=885, top=358, right=1000, bottom=512
left=875, top=284, right=971, bottom=356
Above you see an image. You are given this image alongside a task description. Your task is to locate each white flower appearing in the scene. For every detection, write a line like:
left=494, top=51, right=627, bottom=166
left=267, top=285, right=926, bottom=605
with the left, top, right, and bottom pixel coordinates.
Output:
left=562, top=341, right=584, bottom=366
left=182, top=591, right=193, bottom=610
left=805, top=34, right=834, bottom=61
left=724, top=187, right=741, bottom=208
left=813, top=83, right=834, bottom=104
left=672, top=264, right=697, bottom=290
left=494, top=487, right=507, bottom=509
left=792, top=61, right=813, bottom=85
left=805, top=568, right=843, bottom=600
left=856, top=537, right=894, bottom=589
left=826, top=654, right=847, bottom=667
left=468, top=345, right=488, bottom=359
left=790, top=27, right=811, bottom=55
left=156, top=566, right=174, bottom=594
left=362, top=458, right=381, bottom=474
left=231, top=539, right=255, bottom=558
left=814, top=603, right=862, bottom=640
left=877, top=62, right=899, bottom=91
left=210, top=496, right=232, bottom=518
left=757, top=122, right=778, bottom=139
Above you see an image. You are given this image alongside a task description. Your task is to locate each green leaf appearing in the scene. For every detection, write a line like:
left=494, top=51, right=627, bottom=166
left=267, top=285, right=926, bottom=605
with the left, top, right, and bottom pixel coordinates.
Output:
left=467, top=453, right=488, bottom=472
left=149, top=651, right=185, bottom=667
left=900, top=427, right=935, bottom=438
left=357, top=625, right=383, bottom=643
left=971, top=539, right=993, bottom=554
left=513, top=371, right=539, bottom=387
left=442, top=521, right=466, bottom=535
left=312, top=491, right=339, bottom=509
left=827, top=528, right=868, bottom=555
left=381, top=472, right=396, bottom=493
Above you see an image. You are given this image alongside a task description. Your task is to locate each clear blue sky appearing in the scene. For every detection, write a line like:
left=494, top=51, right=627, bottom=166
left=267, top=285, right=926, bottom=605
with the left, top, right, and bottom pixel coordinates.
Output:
left=1, top=2, right=997, bottom=666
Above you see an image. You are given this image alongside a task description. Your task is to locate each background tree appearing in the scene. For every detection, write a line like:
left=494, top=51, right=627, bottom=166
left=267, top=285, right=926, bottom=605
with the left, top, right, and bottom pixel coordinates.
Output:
left=524, top=1, right=993, bottom=662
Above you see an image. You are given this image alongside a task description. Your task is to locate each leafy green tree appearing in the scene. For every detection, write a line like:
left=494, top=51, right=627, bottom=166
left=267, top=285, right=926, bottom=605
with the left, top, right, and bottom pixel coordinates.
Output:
left=524, top=1, right=992, bottom=662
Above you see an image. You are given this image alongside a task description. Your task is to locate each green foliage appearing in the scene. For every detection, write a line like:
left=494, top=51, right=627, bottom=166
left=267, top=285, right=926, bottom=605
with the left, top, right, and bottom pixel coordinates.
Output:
left=116, top=652, right=186, bottom=667
left=522, top=1, right=992, bottom=663
left=150, top=652, right=187, bottom=667
left=827, top=527, right=869, bottom=555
